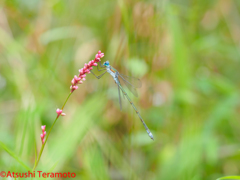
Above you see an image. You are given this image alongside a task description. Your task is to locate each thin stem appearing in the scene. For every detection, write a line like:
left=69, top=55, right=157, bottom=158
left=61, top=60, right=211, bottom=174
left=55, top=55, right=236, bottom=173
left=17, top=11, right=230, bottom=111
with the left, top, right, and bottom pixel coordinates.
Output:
left=32, top=92, right=72, bottom=171
left=62, top=92, right=72, bottom=109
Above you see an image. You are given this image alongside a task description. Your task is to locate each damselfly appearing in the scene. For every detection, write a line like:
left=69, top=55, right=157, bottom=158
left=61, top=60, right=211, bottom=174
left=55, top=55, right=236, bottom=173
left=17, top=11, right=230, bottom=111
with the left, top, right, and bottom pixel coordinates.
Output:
left=91, top=61, right=154, bottom=140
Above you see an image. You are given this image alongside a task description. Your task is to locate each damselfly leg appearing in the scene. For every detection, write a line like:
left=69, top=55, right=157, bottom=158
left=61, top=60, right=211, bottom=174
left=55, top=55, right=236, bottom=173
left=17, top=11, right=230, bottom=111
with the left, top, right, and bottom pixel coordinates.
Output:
left=90, top=70, right=107, bottom=79
left=90, top=63, right=106, bottom=79
left=97, top=64, right=106, bottom=71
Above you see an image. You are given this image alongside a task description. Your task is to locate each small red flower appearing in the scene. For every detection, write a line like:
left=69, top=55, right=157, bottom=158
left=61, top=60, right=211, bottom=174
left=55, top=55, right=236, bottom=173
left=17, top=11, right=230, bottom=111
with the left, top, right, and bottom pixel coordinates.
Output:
left=40, top=125, right=46, bottom=144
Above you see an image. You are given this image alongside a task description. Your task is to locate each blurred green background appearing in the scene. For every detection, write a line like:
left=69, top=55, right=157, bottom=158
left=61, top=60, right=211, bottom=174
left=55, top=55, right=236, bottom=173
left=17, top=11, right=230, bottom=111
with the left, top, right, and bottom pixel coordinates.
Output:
left=0, top=0, right=240, bottom=180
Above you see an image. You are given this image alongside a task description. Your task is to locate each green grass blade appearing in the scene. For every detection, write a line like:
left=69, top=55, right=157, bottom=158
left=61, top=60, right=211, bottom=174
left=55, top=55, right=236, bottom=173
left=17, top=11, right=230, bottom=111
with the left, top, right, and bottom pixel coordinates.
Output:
left=0, top=141, right=31, bottom=171
left=34, top=140, right=37, bottom=166
left=217, top=176, right=240, bottom=180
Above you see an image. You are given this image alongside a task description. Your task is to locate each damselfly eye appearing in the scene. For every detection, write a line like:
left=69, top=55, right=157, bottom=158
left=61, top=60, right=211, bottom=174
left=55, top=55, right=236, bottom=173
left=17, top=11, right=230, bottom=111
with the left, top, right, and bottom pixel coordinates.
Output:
left=104, top=61, right=109, bottom=66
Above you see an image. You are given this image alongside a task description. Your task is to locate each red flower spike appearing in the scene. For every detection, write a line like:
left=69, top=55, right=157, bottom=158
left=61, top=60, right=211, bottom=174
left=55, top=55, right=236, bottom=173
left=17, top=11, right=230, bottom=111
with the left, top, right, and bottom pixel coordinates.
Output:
left=40, top=125, right=46, bottom=144
left=70, top=50, right=104, bottom=93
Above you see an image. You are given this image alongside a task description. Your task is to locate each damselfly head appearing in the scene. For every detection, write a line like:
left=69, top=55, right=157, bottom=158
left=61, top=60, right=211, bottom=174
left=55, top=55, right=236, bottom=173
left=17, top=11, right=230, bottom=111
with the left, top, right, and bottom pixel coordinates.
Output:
left=103, top=61, right=110, bottom=66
